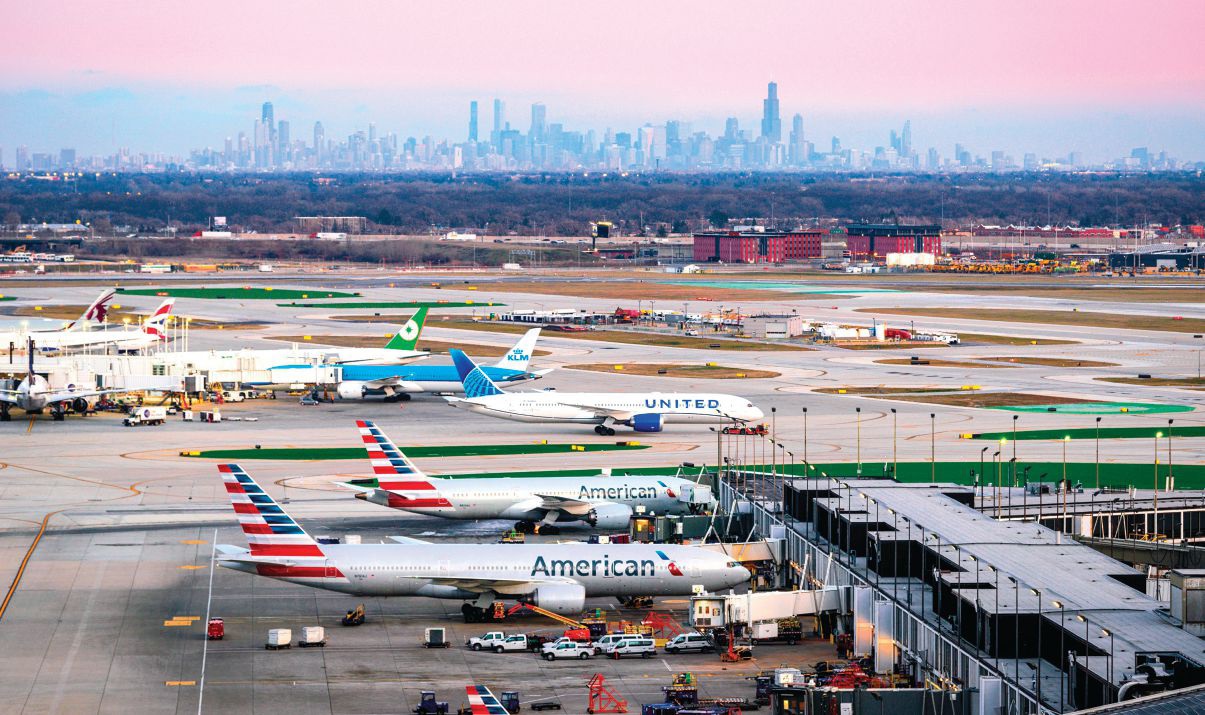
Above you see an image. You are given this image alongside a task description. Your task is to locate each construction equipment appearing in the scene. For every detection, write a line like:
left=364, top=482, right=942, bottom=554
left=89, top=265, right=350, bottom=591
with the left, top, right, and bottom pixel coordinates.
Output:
left=506, top=602, right=600, bottom=641
left=414, top=691, right=450, bottom=715
left=587, top=674, right=627, bottom=714
left=342, top=603, right=366, bottom=626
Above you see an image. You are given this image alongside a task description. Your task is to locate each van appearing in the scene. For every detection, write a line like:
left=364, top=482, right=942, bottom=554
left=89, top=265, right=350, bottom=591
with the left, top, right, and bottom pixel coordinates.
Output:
left=664, top=632, right=713, bottom=654
left=605, top=637, right=656, bottom=659
left=591, top=633, right=629, bottom=655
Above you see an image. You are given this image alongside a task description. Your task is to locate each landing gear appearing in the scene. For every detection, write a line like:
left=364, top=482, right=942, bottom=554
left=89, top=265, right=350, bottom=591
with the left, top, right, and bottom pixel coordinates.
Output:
left=383, top=393, right=412, bottom=403
left=0, top=404, right=10, bottom=422
left=533, top=524, right=560, bottom=536
left=51, top=403, right=66, bottom=421
left=514, top=521, right=536, bottom=534
left=594, top=425, right=616, bottom=436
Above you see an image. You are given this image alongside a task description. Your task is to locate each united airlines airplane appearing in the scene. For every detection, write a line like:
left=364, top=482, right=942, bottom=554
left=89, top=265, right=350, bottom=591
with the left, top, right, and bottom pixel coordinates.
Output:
left=215, top=464, right=748, bottom=613
left=444, top=349, right=763, bottom=434
left=340, top=420, right=713, bottom=533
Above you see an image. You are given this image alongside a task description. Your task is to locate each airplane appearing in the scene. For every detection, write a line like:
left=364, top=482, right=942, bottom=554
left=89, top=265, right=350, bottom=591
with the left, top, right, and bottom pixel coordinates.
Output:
left=0, top=294, right=175, bottom=354
left=333, top=327, right=549, bottom=400
left=0, top=289, right=112, bottom=345
left=443, top=349, right=764, bottom=435
left=339, top=420, right=713, bottom=533
left=215, top=463, right=748, bottom=613
left=0, top=339, right=139, bottom=421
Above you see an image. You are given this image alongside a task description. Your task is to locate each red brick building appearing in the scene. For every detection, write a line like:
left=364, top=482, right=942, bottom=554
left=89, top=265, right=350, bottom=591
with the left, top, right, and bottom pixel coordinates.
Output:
left=693, top=228, right=827, bottom=264
left=844, top=224, right=942, bottom=259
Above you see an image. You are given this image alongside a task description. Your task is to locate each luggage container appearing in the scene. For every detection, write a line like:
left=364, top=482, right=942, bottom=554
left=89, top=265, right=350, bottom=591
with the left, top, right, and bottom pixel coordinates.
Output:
left=424, top=627, right=451, bottom=648
left=299, top=626, right=326, bottom=647
left=266, top=628, right=292, bottom=650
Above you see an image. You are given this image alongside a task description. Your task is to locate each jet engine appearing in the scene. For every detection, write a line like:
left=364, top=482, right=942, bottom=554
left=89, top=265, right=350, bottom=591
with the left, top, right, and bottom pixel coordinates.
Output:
left=630, top=413, right=664, bottom=433
left=529, top=582, right=586, bottom=615
left=336, top=381, right=367, bottom=400
left=71, top=397, right=89, bottom=414
left=586, top=503, right=634, bottom=530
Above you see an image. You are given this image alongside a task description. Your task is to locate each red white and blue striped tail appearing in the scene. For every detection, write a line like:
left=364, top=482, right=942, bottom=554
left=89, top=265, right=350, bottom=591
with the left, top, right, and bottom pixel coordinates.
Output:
left=465, top=686, right=510, bottom=715
left=142, top=299, right=175, bottom=340
left=219, top=463, right=325, bottom=558
left=354, top=420, right=450, bottom=507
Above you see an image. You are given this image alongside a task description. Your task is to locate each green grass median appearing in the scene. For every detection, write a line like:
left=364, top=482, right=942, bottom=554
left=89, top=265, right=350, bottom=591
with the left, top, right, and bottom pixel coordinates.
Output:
left=186, top=442, right=649, bottom=460
left=281, top=301, right=499, bottom=309
left=972, top=425, right=1205, bottom=441
left=119, top=287, right=358, bottom=300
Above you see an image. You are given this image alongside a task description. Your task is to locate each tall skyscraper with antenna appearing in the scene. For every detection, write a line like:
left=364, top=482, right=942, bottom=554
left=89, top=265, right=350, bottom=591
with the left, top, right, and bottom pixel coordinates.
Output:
left=761, top=82, right=781, bottom=143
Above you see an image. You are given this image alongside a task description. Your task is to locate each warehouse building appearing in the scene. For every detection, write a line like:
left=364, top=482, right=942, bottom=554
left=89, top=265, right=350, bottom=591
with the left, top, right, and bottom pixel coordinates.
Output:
left=692, top=228, right=827, bottom=264
left=741, top=314, right=807, bottom=339
left=845, top=224, right=942, bottom=259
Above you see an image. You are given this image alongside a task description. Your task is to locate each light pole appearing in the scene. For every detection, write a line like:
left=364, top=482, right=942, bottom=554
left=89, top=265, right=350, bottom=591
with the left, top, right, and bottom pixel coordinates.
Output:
left=1063, top=436, right=1071, bottom=531
left=890, top=408, right=898, bottom=479
left=1012, top=414, right=1018, bottom=485
left=1155, top=430, right=1163, bottom=519
left=930, top=413, right=936, bottom=482
left=1031, top=587, right=1044, bottom=707
left=802, top=407, right=809, bottom=469
left=994, top=450, right=1002, bottom=518
left=1168, top=419, right=1174, bottom=490
left=1102, top=627, right=1114, bottom=704
left=979, top=446, right=989, bottom=501
left=1095, top=416, right=1102, bottom=490
left=855, top=407, right=862, bottom=476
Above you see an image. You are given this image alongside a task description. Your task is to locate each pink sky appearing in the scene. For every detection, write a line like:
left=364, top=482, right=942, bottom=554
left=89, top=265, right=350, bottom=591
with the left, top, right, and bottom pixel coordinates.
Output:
left=5, top=0, right=1203, bottom=111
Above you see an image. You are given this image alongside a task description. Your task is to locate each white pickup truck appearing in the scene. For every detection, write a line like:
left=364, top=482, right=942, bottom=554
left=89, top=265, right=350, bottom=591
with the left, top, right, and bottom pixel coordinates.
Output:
left=542, top=640, right=593, bottom=660
left=466, top=631, right=508, bottom=651
left=489, top=634, right=530, bottom=653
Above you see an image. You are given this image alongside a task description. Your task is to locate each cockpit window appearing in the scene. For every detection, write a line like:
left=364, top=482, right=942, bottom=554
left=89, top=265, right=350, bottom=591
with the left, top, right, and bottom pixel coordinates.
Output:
left=726, top=561, right=741, bottom=569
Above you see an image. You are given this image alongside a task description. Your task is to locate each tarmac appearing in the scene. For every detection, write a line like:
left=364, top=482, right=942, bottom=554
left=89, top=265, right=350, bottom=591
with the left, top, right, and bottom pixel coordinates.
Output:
left=1, top=270, right=1203, bottom=714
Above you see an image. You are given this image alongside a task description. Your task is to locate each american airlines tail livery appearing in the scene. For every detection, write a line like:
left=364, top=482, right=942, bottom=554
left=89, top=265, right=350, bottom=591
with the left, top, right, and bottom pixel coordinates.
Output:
left=216, top=463, right=748, bottom=613
left=443, top=349, right=763, bottom=434
left=341, top=419, right=713, bottom=532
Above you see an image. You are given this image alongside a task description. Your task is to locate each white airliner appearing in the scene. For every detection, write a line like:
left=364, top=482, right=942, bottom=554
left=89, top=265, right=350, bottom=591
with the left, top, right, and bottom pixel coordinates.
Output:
left=215, top=464, right=748, bottom=614
left=0, top=292, right=176, bottom=354
left=444, top=349, right=764, bottom=435
left=339, top=420, right=713, bottom=533
left=0, top=341, right=135, bottom=421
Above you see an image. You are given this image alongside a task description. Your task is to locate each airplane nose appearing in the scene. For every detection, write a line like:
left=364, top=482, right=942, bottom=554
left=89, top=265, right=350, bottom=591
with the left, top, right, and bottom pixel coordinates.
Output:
left=748, top=406, right=765, bottom=421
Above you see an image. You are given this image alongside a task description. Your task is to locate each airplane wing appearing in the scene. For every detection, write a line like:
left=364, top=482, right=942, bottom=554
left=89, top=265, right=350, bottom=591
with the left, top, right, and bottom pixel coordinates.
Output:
left=529, top=494, right=596, bottom=517
left=554, top=401, right=635, bottom=421
left=0, top=391, right=19, bottom=404
left=386, top=535, right=431, bottom=544
left=425, top=575, right=576, bottom=595
left=41, top=387, right=127, bottom=403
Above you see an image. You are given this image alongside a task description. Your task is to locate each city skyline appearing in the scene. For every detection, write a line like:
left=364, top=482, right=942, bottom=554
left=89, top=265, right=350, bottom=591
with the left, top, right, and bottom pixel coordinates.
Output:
left=0, top=83, right=1193, bottom=173
left=1, top=0, right=1203, bottom=164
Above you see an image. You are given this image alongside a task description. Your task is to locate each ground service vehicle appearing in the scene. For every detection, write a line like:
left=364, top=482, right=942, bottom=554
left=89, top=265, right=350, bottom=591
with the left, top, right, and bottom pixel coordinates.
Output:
left=492, top=634, right=531, bottom=653
left=342, top=604, right=366, bottom=626
left=123, top=406, right=167, bottom=426
left=467, top=631, right=508, bottom=650
left=543, top=641, right=593, bottom=660
left=605, top=637, right=656, bottom=659
left=591, top=634, right=630, bottom=655
left=664, top=632, right=713, bottom=653
left=414, top=691, right=449, bottom=715
left=206, top=618, right=224, bottom=640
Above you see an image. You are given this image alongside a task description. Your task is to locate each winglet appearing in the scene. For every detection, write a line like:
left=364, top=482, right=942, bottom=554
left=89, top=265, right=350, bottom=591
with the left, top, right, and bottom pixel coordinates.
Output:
left=384, top=307, right=428, bottom=350
left=493, top=327, right=541, bottom=371
left=450, top=349, right=505, bottom=398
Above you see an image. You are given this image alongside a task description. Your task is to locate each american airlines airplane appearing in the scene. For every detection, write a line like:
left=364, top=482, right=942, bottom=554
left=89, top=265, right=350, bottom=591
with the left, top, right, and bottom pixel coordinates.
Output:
left=340, top=420, right=713, bottom=533
left=215, top=463, right=748, bottom=613
left=444, top=349, right=764, bottom=435
left=333, top=328, right=550, bottom=400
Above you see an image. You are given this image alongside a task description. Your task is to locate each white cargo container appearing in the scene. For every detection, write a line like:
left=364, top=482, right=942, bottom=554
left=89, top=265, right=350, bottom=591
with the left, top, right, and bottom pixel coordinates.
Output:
left=299, top=626, right=326, bottom=647
left=343, top=535, right=361, bottom=545
left=266, top=628, right=292, bottom=649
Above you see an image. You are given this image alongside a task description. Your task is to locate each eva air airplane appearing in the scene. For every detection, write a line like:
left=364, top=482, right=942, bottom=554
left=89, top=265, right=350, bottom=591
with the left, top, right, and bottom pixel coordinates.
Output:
left=340, top=420, right=713, bottom=533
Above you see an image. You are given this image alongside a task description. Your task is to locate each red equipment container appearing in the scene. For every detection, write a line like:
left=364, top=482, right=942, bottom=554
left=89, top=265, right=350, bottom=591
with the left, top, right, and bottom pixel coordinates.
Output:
left=207, top=618, right=225, bottom=640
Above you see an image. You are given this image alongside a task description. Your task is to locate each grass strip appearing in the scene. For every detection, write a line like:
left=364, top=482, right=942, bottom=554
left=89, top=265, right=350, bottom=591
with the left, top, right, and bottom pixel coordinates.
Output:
left=284, top=301, right=500, bottom=308
left=187, top=443, right=649, bottom=460
left=119, top=287, right=358, bottom=300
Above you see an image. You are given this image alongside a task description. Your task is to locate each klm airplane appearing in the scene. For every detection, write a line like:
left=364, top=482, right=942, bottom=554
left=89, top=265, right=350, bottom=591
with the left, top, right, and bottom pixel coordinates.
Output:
left=334, top=327, right=547, bottom=400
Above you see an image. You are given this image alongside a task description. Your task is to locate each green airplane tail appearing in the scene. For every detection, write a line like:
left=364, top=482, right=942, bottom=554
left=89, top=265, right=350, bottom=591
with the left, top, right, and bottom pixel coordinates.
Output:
left=384, top=306, right=429, bottom=350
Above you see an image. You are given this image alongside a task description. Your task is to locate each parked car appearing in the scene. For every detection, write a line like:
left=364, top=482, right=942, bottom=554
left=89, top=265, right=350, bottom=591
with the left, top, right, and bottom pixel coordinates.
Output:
left=603, top=637, right=656, bottom=659
left=491, top=635, right=531, bottom=653
left=467, top=631, right=508, bottom=651
left=542, top=640, right=593, bottom=660
left=590, top=634, right=630, bottom=655
left=664, top=632, right=714, bottom=654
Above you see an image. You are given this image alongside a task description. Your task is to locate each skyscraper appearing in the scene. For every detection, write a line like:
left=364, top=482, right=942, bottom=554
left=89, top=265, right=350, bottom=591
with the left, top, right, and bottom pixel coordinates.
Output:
left=530, top=103, right=547, bottom=143
left=468, top=101, right=478, bottom=142
left=901, top=120, right=913, bottom=157
left=492, top=98, right=506, bottom=148
left=788, top=113, right=806, bottom=165
left=313, top=121, right=325, bottom=161
left=760, top=82, right=781, bottom=143
left=262, top=102, right=276, bottom=160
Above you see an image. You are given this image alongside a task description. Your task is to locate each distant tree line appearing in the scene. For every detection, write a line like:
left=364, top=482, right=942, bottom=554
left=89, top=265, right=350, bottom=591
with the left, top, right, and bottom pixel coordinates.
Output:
left=1, top=172, right=1202, bottom=236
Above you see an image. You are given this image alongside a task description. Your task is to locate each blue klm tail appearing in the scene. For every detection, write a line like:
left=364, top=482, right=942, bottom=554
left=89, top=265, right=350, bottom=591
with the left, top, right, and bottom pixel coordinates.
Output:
left=450, top=349, right=505, bottom=398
